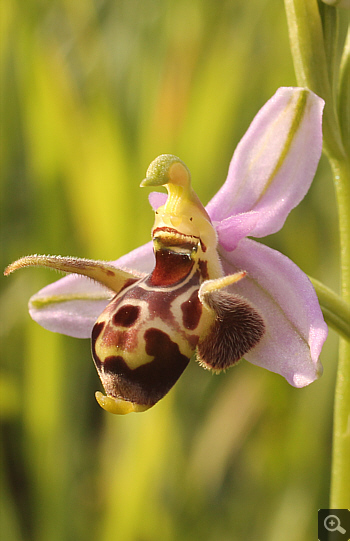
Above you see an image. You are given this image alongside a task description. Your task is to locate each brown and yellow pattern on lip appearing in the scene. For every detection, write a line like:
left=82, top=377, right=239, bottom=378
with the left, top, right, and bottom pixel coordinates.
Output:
left=91, top=248, right=208, bottom=407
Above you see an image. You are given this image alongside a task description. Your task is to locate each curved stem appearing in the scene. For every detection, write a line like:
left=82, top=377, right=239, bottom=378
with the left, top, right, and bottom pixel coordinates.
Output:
left=310, top=277, right=350, bottom=340
left=284, top=0, right=350, bottom=512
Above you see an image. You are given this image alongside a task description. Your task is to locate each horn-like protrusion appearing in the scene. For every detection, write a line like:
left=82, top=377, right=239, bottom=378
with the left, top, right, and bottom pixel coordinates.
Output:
left=4, top=255, right=141, bottom=293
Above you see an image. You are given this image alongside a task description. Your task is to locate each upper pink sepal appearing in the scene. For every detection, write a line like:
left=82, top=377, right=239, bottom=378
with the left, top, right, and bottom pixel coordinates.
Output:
left=206, top=88, right=324, bottom=243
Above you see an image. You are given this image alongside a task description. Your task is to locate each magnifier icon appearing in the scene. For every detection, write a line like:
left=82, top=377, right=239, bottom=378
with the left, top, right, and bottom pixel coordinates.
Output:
left=324, top=514, right=346, bottom=534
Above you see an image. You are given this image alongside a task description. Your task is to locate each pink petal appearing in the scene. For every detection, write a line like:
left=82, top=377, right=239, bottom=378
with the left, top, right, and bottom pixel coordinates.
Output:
left=148, top=191, right=167, bottom=211
left=206, top=87, right=324, bottom=243
left=212, top=211, right=260, bottom=251
left=218, top=238, right=327, bottom=387
left=29, top=242, right=155, bottom=338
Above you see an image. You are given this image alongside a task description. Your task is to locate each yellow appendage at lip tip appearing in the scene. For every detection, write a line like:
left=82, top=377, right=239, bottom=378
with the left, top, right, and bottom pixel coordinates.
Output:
left=95, top=392, right=151, bottom=415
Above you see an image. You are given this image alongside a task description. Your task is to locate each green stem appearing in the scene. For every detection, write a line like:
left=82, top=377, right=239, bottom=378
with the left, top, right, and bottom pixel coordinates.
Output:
left=329, top=156, right=350, bottom=509
left=284, top=0, right=350, bottom=512
left=284, top=0, right=345, bottom=160
left=309, top=277, right=350, bottom=340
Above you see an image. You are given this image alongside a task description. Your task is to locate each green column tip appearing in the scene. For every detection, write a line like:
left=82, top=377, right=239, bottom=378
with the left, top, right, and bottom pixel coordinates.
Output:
left=140, top=154, right=191, bottom=187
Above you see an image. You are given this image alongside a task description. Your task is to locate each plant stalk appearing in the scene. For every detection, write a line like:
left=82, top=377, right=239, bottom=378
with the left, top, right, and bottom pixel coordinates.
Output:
left=329, top=156, right=350, bottom=509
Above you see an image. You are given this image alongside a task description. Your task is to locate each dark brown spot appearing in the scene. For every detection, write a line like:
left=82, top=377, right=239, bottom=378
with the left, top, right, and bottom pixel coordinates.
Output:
left=103, top=355, right=125, bottom=373
left=105, top=269, right=115, bottom=276
left=94, top=328, right=190, bottom=406
left=150, top=249, right=194, bottom=286
left=113, top=304, right=140, bottom=327
left=92, top=321, right=105, bottom=341
left=197, top=291, right=265, bottom=371
left=181, top=290, right=202, bottom=330
left=198, top=259, right=209, bottom=280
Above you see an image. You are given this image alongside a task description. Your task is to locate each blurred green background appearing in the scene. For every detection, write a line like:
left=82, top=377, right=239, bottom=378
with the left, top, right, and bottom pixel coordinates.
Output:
left=1, top=1, right=343, bottom=540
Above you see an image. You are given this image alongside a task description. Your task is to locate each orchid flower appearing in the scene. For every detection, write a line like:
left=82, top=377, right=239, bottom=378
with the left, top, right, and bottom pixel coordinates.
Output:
left=5, top=87, right=328, bottom=415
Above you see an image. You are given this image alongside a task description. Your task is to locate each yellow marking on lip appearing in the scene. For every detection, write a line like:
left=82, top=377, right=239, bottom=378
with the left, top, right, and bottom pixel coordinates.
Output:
left=153, top=228, right=199, bottom=243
